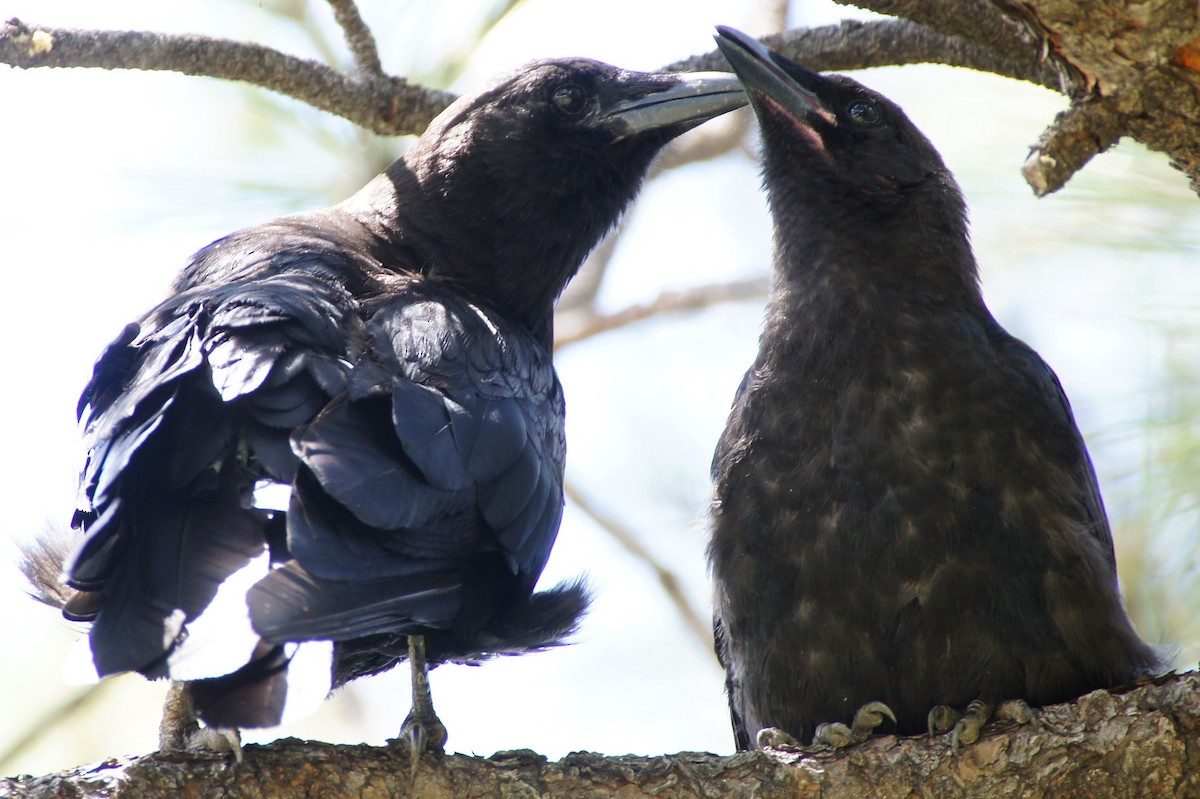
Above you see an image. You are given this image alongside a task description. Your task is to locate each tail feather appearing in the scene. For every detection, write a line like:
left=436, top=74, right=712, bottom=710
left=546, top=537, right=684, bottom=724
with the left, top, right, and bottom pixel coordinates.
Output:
left=17, top=526, right=78, bottom=610
left=331, top=577, right=592, bottom=685
left=459, top=577, right=592, bottom=658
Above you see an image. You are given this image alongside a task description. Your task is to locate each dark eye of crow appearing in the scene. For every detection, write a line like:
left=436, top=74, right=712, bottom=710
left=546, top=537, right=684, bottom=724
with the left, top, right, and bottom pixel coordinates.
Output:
left=551, top=83, right=588, bottom=115
left=845, top=100, right=880, bottom=126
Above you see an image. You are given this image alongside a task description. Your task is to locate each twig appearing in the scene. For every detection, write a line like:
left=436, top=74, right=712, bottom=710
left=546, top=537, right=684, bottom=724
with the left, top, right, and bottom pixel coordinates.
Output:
left=323, top=0, right=382, bottom=76
left=563, top=481, right=716, bottom=660
left=0, top=18, right=452, bottom=136
left=1022, top=97, right=1126, bottom=196
left=0, top=682, right=111, bottom=773
left=555, top=277, right=769, bottom=351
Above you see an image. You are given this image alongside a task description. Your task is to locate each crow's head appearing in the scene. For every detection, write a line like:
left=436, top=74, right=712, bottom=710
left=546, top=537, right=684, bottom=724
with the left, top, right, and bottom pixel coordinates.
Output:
left=373, top=58, right=745, bottom=339
left=715, top=27, right=958, bottom=215
left=714, top=27, right=976, bottom=296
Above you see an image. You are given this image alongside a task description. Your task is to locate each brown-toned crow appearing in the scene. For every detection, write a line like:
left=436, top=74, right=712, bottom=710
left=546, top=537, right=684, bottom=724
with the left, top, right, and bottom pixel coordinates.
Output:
left=709, top=26, right=1158, bottom=752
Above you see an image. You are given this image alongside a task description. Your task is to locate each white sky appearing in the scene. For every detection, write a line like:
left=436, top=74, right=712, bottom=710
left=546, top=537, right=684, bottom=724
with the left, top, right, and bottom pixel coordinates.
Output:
left=2, top=0, right=1199, bottom=776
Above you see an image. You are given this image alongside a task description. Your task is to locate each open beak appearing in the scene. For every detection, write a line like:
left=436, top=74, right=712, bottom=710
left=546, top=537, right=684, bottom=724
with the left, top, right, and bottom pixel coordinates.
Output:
left=713, top=26, right=830, bottom=126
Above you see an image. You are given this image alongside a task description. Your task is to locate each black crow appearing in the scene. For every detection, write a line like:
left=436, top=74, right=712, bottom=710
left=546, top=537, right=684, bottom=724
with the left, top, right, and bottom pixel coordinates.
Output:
left=709, top=27, right=1160, bottom=752
left=21, top=58, right=745, bottom=763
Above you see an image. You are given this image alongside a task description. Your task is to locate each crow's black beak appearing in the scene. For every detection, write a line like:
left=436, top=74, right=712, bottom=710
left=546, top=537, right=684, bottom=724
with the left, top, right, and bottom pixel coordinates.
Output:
left=714, top=26, right=831, bottom=127
left=604, top=71, right=746, bottom=140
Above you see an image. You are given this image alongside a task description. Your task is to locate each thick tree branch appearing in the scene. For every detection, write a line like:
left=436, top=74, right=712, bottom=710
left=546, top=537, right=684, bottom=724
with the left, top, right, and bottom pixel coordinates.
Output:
left=0, top=18, right=452, bottom=135
left=7, top=672, right=1200, bottom=798
left=976, top=0, right=1200, bottom=193
left=840, top=0, right=1082, bottom=92
left=323, top=0, right=382, bottom=76
left=665, top=18, right=1063, bottom=91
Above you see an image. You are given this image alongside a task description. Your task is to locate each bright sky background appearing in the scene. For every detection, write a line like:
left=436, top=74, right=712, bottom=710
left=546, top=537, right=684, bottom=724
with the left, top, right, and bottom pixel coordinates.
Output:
left=2, top=0, right=1199, bottom=777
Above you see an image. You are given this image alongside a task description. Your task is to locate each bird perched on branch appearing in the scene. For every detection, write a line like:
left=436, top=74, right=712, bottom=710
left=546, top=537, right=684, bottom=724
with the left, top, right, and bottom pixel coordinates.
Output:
left=708, top=26, right=1160, bottom=752
left=20, top=58, right=745, bottom=766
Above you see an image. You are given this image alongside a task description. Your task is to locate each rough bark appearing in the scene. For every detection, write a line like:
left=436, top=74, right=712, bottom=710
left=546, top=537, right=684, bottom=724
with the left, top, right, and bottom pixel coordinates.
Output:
left=982, top=0, right=1200, bottom=194
left=4, top=672, right=1199, bottom=798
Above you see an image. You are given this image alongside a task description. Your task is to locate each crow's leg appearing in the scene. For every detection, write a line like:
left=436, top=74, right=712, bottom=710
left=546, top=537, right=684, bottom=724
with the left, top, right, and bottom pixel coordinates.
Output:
left=397, top=635, right=448, bottom=780
left=812, top=700, right=896, bottom=748
left=158, top=681, right=242, bottom=762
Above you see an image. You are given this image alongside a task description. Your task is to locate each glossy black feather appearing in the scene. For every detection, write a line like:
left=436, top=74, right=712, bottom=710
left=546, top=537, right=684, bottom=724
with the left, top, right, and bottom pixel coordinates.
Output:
left=28, top=57, right=745, bottom=729
left=710, top=29, right=1159, bottom=750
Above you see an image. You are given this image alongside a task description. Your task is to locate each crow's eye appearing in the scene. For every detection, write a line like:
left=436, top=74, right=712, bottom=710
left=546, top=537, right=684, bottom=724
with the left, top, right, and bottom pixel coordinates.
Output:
left=552, top=83, right=588, bottom=115
left=846, top=100, right=880, bottom=126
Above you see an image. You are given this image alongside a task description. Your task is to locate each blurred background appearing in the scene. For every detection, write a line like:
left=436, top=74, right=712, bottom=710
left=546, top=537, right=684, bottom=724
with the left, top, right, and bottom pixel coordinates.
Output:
left=1, top=0, right=1197, bottom=777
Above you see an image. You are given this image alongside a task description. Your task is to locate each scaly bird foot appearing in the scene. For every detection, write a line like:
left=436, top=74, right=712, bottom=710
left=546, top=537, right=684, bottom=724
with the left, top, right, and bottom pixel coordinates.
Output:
left=398, top=703, right=448, bottom=780
left=812, top=700, right=896, bottom=748
left=950, top=699, right=993, bottom=753
left=393, top=635, right=447, bottom=782
left=158, top=681, right=243, bottom=762
left=756, top=726, right=804, bottom=751
left=928, top=698, right=1036, bottom=754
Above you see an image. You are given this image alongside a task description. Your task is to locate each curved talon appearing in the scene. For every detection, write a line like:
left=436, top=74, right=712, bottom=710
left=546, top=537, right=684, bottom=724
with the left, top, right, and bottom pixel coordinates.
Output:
left=189, top=727, right=243, bottom=763
left=950, top=698, right=994, bottom=754
left=402, top=719, right=425, bottom=781
left=757, top=726, right=803, bottom=751
left=812, top=721, right=852, bottom=748
left=927, top=704, right=960, bottom=736
left=996, top=699, right=1036, bottom=727
left=813, top=700, right=896, bottom=749
left=850, top=700, right=896, bottom=739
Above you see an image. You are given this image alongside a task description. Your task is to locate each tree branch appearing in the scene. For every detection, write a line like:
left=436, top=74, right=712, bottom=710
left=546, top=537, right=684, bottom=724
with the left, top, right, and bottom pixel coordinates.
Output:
left=1022, top=96, right=1127, bottom=196
left=0, top=18, right=452, bottom=136
left=555, top=277, right=768, bottom=351
left=1, top=16, right=1065, bottom=139
left=322, top=0, right=382, bottom=76
left=563, top=481, right=714, bottom=659
left=8, top=672, right=1199, bottom=798
left=839, top=0, right=1081, bottom=92
left=7, top=5, right=1200, bottom=193
left=664, top=18, right=1063, bottom=91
